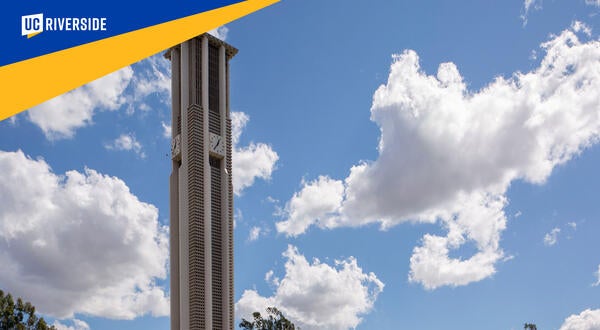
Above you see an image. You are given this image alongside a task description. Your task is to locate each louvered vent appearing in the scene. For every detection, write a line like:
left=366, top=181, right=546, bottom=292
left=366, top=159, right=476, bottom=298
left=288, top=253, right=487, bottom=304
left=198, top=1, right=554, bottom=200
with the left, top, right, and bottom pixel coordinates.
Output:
left=187, top=104, right=206, bottom=330
left=226, top=117, right=234, bottom=328
left=208, top=44, right=220, bottom=135
left=194, top=38, right=202, bottom=105
left=210, top=157, right=223, bottom=329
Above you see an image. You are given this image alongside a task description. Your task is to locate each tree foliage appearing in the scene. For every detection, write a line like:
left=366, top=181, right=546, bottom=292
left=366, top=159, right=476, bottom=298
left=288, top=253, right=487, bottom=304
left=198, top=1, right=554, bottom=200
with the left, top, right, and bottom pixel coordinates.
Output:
left=239, top=307, right=297, bottom=330
left=0, top=290, right=56, bottom=330
left=524, top=323, right=537, bottom=330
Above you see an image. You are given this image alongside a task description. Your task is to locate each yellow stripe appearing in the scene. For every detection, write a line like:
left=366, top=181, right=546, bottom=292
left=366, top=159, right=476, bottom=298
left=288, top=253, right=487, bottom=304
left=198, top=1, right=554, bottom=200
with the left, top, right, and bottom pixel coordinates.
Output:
left=0, top=0, right=279, bottom=121
left=27, top=32, right=42, bottom=38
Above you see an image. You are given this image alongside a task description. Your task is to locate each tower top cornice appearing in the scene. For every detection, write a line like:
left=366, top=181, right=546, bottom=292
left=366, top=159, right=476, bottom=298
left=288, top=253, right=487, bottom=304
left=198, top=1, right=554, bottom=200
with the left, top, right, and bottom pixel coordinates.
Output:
left=164, top=33, right=238, bottom=60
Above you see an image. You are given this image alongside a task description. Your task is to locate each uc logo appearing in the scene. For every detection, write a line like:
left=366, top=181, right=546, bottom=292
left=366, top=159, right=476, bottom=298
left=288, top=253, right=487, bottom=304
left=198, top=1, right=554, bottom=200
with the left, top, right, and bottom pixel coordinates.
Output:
left=22, top=13, right=44, bottom=36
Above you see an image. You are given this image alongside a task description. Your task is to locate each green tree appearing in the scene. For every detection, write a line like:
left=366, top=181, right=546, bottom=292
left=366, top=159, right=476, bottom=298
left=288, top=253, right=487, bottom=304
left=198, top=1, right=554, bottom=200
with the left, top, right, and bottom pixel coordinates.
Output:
left=524, top=323, right=537, bottom=330
left=0, top=290, right=56, bottom=330
left=239, top=307, right=297, bottom=330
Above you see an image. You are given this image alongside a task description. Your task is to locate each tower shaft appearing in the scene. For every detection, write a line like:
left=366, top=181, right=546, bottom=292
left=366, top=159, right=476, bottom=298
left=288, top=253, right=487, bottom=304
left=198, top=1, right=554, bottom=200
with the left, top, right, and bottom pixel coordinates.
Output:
left=169, top=34, right=237, bottom=330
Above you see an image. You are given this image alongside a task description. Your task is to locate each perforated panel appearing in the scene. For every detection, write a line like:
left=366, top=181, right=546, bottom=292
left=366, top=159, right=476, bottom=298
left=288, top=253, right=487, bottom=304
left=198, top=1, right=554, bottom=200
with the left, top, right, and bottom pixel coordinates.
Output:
left=208, top=44, right=220, bottom=135
left=210, top=157, right=223, bottom=329
left=194, top=38, right=202, bottom=105
left=187, top=104, right=206, bottom=330
left=226, top=117, right=234, bottom=328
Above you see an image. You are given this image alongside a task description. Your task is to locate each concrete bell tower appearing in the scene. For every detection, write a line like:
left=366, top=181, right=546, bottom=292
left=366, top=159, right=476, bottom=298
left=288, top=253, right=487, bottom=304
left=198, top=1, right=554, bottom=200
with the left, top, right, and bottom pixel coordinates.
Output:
left=167, top=33, right=237, bottom=330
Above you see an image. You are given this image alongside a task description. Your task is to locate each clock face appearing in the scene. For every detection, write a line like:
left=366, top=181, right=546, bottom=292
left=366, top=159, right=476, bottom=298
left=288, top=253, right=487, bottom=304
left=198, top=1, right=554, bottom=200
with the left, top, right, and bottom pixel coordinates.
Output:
left=171, top=134, right=181, bottom=161
left=210, top=133, right=225, bottom=156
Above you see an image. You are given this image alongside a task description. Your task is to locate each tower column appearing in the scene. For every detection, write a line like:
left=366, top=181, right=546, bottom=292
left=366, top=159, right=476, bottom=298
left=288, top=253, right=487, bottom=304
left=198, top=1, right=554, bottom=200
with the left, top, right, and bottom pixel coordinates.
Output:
left=219, top=43, right=231, bottom=330
left=178, top=39, right=191, bottom=330
left=201, top=34, right=213, bottom=330
left=169, top=33, right=237, bottom=330
left=169, top=45, right=181, bottom=330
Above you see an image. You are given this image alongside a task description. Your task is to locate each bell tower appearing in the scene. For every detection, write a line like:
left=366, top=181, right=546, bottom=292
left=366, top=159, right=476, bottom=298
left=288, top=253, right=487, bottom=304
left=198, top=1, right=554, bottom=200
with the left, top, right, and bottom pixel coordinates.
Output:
left=167, top=33, right=236, bottom=330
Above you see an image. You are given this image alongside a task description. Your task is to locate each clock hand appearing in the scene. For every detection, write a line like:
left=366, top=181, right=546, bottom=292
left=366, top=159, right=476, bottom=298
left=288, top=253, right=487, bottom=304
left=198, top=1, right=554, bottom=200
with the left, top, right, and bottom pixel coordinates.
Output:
left=215, top=139, right=220, bottom=149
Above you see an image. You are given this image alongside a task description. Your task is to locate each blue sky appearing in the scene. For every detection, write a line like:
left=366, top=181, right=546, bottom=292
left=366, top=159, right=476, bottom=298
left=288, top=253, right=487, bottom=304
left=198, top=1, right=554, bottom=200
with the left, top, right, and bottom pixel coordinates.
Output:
left=1, top=1, right=600, bottom=329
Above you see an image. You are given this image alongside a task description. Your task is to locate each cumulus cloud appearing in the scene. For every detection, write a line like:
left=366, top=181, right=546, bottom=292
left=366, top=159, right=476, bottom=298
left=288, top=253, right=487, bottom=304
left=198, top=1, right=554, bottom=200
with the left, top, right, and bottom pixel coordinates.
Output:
left=28, top=67, right=134, bottom=139
left=276, top=176, right=344, bottom=236
left=544, top=227, right=561, bottom=246
left=408, top=193, right=507, bottom=289
left=0, top=150, right=169, bottom=319
left=276, top=23, right=600, bottom=289
left=236, top=245, right=383, bottom=330
left=105, top=133, right=146, bottom=158
left=53, top=319, right=90, bottom=330
left=560, top=309, right=600, bottom=330
left=231, top=111, right=279, bottom=195
left=27, top=54, right=171, bottom=140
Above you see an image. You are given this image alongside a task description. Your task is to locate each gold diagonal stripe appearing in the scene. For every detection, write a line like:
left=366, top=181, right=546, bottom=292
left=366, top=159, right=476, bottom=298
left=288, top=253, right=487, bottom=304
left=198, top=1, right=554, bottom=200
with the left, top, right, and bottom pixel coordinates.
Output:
left=0, top=0, right=279, bottom=121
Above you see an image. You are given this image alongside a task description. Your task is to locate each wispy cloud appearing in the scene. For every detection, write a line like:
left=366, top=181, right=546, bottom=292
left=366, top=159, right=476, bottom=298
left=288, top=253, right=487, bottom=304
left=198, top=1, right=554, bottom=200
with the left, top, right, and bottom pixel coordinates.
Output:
left=207, top=26, right=229, bottom=41
left=543, top=227, right=561, bottom=246
left=105, top=133, right=146, bottom=158
left=248, top=226, right=262, bottom=242
left=161, top=121, right=172, bottom=139
left=521, top=0, right=542, bottom=25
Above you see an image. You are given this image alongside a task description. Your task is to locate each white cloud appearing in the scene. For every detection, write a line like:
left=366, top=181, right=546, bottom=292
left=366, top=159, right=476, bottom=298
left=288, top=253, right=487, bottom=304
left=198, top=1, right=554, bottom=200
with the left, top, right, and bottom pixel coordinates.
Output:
left=524, top=0, right=538, bottom=12
left=207, top=26, right=229, bottom=41
left=234, top=143, right=279, bottom=195
left=161, top=121, right=172, bottom=139
left=27, top=53, right=171, bottom=140
left=560, top=309, right=600, bottom=330
left=236, top=245, right=383, bottom=330
left=105, top=133, right=145, bottom=158
left=53, top=319, right=90, bottom=330
left=544, top=227, right=561, bottom=246
left=231, top=111, right=279, bottom=195
left=586, top=0, right=600, bottom=7
left=276, top=176, right=344, bottom=236
left=248, top=226, right=262, bottom=242
left=231, top=111, right=249, bottom=146
left=0, top=150, right=169, bottom=319
left=572, top=21, right=592, bottom=37
left=28, top=67, right=134, bottom=139
left=7, top=115, right=18, bottom=126
left=408, top=193, right=506, bottom=289
left=129, top=54, right=171, bottom=112
left=594, top=265, right=600, bottom=286
left=276, top=24, right=600, bottom=289
left=567, top=221, right=577, bottom=229
left=521, top=0, right=542, bottom=25
left=265, top=270, right=280, bottom=287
